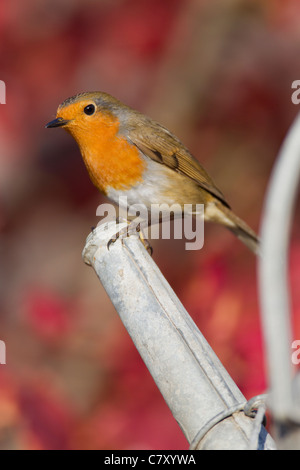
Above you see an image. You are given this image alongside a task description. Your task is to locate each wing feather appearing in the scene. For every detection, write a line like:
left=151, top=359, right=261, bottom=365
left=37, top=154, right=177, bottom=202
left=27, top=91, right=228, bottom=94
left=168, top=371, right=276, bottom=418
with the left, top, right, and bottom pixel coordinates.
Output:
left=128, top=122, right=230, bottom=208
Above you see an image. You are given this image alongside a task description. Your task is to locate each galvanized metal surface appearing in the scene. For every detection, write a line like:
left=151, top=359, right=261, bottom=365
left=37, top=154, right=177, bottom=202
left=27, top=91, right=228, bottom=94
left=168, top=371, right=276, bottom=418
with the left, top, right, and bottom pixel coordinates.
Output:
left=259, top=112, right=300, bottom=447
left=83, top=222, right=275, bottom=450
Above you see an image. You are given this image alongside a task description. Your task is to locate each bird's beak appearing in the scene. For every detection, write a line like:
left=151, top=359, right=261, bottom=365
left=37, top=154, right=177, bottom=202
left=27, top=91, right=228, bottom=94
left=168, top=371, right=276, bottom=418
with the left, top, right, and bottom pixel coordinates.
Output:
left=45, top=117, right=70, bottom=128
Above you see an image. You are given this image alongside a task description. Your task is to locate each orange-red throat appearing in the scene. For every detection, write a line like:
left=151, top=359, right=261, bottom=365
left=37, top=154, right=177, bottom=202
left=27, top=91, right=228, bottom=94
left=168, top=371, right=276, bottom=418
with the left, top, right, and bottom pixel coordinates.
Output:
left=56, top=101, right=146, bottom=194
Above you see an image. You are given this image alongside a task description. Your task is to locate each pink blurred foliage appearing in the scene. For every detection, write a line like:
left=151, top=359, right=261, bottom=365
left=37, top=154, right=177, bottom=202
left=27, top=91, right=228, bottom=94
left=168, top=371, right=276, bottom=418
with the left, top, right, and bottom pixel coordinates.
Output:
left=23, top=288, right=73, bottom=342
left=18, top=381, right=75, bottom=450
left=0, top=0, right=300, bottom=450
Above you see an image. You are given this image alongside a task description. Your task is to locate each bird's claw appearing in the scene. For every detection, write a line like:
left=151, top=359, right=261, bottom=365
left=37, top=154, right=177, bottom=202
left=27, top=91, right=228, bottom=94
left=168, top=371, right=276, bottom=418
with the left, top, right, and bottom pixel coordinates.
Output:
left=107, top=222, right=153, bottom=256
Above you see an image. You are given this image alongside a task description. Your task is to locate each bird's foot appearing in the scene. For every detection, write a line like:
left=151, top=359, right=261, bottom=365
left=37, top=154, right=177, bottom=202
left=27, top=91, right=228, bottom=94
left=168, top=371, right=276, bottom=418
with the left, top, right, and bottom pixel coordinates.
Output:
left=107, top=220, right=153, bottom=256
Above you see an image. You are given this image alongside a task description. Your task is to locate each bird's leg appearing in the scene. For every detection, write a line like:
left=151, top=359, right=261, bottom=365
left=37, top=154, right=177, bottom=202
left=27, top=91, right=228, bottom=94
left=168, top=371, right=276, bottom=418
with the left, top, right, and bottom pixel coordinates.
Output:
left=107, top=217, right=153, bottom=255
left=135, top=223, right=153, bottom=256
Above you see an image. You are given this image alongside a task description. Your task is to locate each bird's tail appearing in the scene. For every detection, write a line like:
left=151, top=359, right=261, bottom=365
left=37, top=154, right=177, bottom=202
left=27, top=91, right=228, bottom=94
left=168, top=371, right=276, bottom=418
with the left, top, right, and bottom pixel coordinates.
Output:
left=210, top=200, right=260, bottom=255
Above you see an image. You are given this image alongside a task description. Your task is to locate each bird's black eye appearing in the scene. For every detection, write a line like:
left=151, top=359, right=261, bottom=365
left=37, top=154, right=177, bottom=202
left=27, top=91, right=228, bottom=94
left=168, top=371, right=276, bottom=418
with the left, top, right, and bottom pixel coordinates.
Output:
left=84, top=104, right=95, bottom=116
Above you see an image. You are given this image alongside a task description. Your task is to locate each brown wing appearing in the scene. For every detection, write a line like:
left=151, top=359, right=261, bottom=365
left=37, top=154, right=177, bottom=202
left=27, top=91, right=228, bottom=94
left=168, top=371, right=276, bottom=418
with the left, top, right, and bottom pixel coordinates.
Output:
left=128, top=121, right=230, bottom=208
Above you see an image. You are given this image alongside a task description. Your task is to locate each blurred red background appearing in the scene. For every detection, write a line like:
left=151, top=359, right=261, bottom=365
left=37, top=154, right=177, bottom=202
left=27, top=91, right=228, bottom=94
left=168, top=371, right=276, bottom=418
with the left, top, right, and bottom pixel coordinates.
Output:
left=0, top=0, right=300, bottom=450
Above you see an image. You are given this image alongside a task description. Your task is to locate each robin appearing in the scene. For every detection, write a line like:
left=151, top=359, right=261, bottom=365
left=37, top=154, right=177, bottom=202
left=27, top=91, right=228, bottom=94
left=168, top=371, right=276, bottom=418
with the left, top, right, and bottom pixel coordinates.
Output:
left=46, top=91, right=259, bottom=254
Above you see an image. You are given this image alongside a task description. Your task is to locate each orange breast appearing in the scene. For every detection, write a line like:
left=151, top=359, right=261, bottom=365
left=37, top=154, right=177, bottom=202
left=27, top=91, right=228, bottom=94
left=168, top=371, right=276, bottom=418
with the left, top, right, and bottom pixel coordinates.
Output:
left=68, top=116, right=145, bottom=194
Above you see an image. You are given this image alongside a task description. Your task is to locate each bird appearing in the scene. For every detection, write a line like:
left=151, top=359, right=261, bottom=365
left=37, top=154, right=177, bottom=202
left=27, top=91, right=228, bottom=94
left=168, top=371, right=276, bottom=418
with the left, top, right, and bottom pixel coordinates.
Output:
left=46, top=91, right=259, bottom=254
